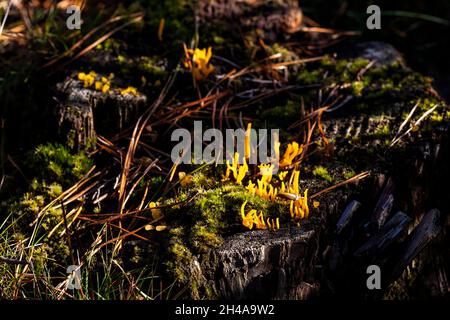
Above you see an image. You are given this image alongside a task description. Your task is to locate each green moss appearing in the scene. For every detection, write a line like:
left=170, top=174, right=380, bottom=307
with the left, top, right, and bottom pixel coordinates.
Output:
left=191, top=224, right=223, bottom=253
left=117, top=55, right=127, bottom=64
left=294, top=57, right=373, bottom=91
left=266, top=43, right=299, bottom=63
left=190, top=171, right=215, bottom=190
left=213, top=35, right=225, bottom=45
left=130, top=246, right=144, bottom=265
left=296, top=69, right=324, bottom=85
left=370, top=123, right=391, bottom=139
left=137, top=56, right=168, bottom=77
left=312, top=166, right=333, bottom=183
left=343, top=169, right=356, bottom=180
left=7, top=187, right=70, bottom=267
left=96, top=38, right=122, bottom=52
left=67, top=129, right=76, bottom=149
left=348, top=58, right=371, bottom=74
left=26, top=143, right=92, bottom=187
left=0, top=143, right=93, bottom=273
left=352, top=81, right=365, bottom=96
left=161, top=182, right=286, bottom=293
left=144, top=0, right=192, bottom=49
left=260, top=100, right=300, bottom=126
left=85, top=136, right=97, bottom=150
left=166, top=227, right=193, bottom=283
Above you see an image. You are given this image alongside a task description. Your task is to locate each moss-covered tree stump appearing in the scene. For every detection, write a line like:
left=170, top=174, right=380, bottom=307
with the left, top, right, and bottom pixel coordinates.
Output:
left=55, top=73, right=147, bottom=150
left=165, top=42, right=449, bottom=299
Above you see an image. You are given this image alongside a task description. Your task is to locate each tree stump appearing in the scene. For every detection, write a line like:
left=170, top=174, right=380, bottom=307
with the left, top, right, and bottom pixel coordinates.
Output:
left=55, top=75, right=147, bottom=150
left=181, top=42, right=450, bottom=299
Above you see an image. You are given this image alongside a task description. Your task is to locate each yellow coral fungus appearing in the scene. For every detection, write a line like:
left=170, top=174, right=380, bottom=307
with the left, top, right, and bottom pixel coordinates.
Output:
left=145, top=224, right=167, bottom=232
left=253, top=212, right=267, bottom=230
left=280, top=169, right=300, bottom=195
left=280, top=181, right=286, bottom=193
left=145, top=202, right=167, bottom=232
left=245, top=123, right=252, bottom=161
left=241, top=201, right=255, bottom=230
left=290, top=169, right=300, bottom=195
left=102, top=83, right=110, bottom=93
left=236, top=157, right=248, bottom=185
left=119, top=86, right=138, bottom=96
left=278, top=171, right=288, bottom=181
left=279, top=142, right=303, bottom=167
left=183, top=45, right=215, bottom=81
left=78, top=71, right=112, bottom=93
left=259, top=163, right=274, bottom=184
left=225, top=152, right=248, bottom=184
left=149, top=202, right=162, bottom=220
left=224, top=135, right=311, bottom=229
left=266, top=184, right=278, bottom=202
left=289, top=189, right=309, bottom=220
left=95, top=81, right=103, bottom=91
left=78, top=71, right=97, bottom=88
left=247, top=178, right=278, bottom=202
left=158, top=18, right=165, bottom=42
left=274, top=141, right=281, bottom=163
left=178, top=172, right=193, bottom=187
left=240, top=201, right=279, bottom=230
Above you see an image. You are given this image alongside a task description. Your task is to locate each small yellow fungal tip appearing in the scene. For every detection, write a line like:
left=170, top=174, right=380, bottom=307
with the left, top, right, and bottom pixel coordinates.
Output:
left=278, top=171, right=288, bottom=181
left=244, top=123, right=252, bottom=160
left=119, top=86, right=138, bottom=96
left=158, top=18, right=165, bottom=42
left=241, top=201, right=248, bottom=217
left=149, top=202, right=162, bottom=220
left=102, top=84, right=110, bottom=93
left=179, top=171, right=193, bottom=187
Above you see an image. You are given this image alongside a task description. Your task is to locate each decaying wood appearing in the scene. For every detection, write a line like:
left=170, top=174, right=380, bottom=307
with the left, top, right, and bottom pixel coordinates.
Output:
left=371, top=177, right=395, bottom=229
left=187, top=227, right=321, bottom=299
left=120, top=39, right=446, bottom=299
left=390, top=209, right=441, bottom=281
left=354, top=211, right=411, bottom=257
left=55, top=76, right=147, bottom=150
left=335, top=200, right=361, bottom=235
left=325, top=171, right=446, bottom=298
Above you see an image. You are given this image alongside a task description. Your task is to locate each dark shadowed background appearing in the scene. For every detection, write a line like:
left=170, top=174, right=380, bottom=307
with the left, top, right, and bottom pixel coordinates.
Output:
left=303, top=0, right=450, bottom=100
